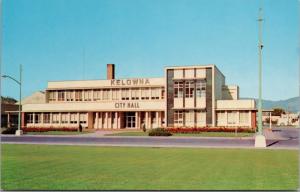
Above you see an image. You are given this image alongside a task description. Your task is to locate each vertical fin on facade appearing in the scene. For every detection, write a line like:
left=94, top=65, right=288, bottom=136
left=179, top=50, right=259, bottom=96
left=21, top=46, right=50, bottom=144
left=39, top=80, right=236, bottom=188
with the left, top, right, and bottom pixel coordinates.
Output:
left=206, top=68, right=213, bottom=125
left=166, top=69, right=174, bottom=127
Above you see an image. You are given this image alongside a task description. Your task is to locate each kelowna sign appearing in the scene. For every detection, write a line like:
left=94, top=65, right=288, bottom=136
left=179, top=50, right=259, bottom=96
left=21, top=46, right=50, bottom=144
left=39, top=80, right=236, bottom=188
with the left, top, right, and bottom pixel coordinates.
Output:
left=111, top=78, right=150, bottom=86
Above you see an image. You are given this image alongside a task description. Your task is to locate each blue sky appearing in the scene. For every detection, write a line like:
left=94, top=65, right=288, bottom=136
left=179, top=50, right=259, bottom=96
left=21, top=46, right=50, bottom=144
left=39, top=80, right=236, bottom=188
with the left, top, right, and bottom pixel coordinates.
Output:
left=2, top=0, right=299, bottom=101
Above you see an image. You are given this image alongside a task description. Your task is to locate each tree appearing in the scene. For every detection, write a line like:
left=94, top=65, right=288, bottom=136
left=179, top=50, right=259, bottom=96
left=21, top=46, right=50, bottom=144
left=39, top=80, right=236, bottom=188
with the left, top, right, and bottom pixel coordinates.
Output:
left=272, top=108, right=285, bottom=116
left=1, top=96, right=17, bottom=104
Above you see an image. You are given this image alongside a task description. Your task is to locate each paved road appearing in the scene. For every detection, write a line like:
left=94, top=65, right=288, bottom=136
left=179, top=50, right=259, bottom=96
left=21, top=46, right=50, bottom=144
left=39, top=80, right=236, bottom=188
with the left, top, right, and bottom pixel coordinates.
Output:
left=272, top=127, right=299, bottom=140
left=1, top=127, right=298, bottom=149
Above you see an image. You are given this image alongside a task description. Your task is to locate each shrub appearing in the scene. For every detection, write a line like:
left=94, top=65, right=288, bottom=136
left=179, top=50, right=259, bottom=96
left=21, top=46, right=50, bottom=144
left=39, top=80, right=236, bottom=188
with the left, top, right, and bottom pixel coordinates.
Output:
left=148, top=128, right=172, bottom=136
left=2, top=127, right=18, bottom=134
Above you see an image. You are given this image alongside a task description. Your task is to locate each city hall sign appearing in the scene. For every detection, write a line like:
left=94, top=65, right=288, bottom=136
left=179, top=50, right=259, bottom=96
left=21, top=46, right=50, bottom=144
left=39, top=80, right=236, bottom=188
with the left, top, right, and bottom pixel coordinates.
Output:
left=111, top=78, right=150, bottom=86
left=115, top=102, right=140, bottom=109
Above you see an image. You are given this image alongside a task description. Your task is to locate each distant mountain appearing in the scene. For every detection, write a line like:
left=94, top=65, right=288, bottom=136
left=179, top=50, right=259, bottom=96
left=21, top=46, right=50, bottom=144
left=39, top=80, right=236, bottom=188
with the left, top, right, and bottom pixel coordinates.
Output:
left=243, top=96, right=299, bottom=113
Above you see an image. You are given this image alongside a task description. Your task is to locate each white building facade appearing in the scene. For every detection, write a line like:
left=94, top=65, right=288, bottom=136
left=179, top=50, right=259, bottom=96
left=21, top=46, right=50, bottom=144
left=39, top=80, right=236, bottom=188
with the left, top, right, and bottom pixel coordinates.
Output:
left=22, top=64, right=257, bottom=130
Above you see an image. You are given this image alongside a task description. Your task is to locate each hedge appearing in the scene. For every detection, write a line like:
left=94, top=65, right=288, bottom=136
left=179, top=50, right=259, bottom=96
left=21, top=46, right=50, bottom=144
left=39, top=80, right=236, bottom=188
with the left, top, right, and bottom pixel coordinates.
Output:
left=166, top=127, right=255, bottom=134
left=22, top=127, right=78, bottom=132
left=148, top=128, right=172, bottom=136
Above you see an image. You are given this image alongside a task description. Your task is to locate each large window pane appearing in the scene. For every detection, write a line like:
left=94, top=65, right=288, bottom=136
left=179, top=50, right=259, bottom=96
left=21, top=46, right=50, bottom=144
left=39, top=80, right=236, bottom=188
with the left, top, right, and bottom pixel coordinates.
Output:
left=66, top=91, right=74, bottom=101
left=228, top=111, right=237, bottom=124
left=141, top=88, right=149, bottom=100
left=174, top=111, right=183, bottom=125
left=196, top=80, right=206, bottom=97
left=58, top=91, right=65, bottom=101
left=52, top=113, right=60, bottom=124
left=103, top=89, right=110, bottom=100
left=112, top=89, right=119, bottom=100
left=239, top=111, right=249, bottom=124
left=121, top=88, right=130, bottom=100
left=174, top=82, right=183, bottom=98
left=131, top=88, right=140, bottom=100
left=93, top=89, right=101, bottom=101
left=75, top=90, right=82, bottom=101
left=151, top=88, right=160, bottom=100
left=49, top=91, right=56, bottom=101
left=84, top=90, right=92, bottom=101
left=185, top=81, right=194, bottom=98
left=43, top=113, right=50, bottom=123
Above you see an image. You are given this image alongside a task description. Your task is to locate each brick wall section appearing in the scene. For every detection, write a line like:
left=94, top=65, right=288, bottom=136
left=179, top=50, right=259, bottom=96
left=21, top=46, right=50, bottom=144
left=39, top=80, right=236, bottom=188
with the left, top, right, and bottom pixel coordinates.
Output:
left=88, top=112, right=93, bottom=129
left=107, top=64, right=115, bottom=80
left=21, top=112, right=26, bottom=128
left=251, top=111, right=257, bottom=129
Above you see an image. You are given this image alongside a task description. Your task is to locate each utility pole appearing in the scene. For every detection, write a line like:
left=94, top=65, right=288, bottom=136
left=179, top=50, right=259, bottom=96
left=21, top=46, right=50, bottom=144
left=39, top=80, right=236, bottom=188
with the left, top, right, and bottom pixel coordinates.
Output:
left=258, top=7, right=263, bottom=135
left=17, top=64, right=22, bottom=135
left=255, top=7, right=266, bottom=147
left=2, top=64, right=23, bottom=136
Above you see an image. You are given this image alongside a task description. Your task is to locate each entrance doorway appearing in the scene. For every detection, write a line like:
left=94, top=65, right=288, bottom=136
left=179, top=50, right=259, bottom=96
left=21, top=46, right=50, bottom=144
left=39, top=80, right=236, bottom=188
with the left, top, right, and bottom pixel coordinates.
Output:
left=125, top=112, right=136, bottom=128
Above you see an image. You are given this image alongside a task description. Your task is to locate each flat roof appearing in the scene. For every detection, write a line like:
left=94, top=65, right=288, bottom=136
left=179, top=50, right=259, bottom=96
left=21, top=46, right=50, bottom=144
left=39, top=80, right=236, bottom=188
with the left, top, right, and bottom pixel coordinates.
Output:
left=164, top=64, right=225, bottom=78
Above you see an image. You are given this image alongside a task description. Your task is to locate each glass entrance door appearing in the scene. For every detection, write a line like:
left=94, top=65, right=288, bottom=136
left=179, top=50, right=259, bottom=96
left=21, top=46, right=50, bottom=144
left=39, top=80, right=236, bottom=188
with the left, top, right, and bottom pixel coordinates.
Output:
left=125, top=112, right=136, bottom=128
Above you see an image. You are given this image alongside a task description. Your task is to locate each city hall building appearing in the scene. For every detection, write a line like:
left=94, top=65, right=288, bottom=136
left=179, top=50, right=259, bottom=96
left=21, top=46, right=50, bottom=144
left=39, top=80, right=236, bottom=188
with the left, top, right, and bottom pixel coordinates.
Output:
left=21, top=64, right=257, bottom=130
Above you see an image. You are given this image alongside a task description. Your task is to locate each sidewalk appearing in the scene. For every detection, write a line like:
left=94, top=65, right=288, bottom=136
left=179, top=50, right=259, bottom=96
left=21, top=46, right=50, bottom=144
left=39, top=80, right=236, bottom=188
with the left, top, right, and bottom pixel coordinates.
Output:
left=0, top=129, right=288, bottom=141
left=73, top=130, right=124, bottom=137
left=263, top=129, right=286, bottom=140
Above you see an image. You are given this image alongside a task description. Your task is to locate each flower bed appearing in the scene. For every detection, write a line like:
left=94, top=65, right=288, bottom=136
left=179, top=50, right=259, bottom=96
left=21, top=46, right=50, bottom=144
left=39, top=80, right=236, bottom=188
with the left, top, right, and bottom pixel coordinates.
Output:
left=22, top=127, right=78, bottom=132
left=166, top=127, right=255, bottom=134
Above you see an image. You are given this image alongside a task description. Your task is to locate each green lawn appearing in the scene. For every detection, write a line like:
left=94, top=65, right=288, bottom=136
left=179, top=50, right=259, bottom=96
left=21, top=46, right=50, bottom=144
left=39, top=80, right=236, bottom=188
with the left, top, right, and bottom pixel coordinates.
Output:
left=25, top=131, right=93, bottom=135
left=105, top=131, right=253, bottom=137
left=1, top=144, right=298, bottom=190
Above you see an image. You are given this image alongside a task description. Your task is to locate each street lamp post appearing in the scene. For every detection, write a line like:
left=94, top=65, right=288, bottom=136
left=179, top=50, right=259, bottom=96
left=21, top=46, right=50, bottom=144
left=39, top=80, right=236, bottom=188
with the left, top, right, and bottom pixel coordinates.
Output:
left=255, top=8, right=266, bottom=147
left=2, top=64, right=23, bottom=136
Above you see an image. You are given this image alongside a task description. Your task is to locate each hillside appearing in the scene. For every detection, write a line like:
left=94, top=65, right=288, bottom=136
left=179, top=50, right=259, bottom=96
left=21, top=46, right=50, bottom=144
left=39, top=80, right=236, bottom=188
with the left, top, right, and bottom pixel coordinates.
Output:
left=242, top=96, right=299, bottom=113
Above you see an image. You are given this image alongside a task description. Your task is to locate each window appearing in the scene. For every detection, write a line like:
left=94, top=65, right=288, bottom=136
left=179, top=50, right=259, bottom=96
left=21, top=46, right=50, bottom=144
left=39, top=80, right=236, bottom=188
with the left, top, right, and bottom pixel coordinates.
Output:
left=121, top=88, right=130, bottom=100
left=58, top=91, right=65, bottom=101
left=174, top=111, right=183, bottom=125
left=52, top=113, right=59, bottom=124
left=131, top=88, right=140, bottom=100
left=185, top=111, right=194, bottom=125
left=61, top=113, right=68, bottom=124
left=66, top=91, right=74, bottom=101
left=49, top=91, right=56, bottom=101
left=217, top=111, right=226, bottom=125
left=196, top=111, right=206, bottom=124
left=70, top=113, right=77, bottom=124
left=75, top=90, right=82, bottom=101
left=141, top=88, right=149, bottom=100
left=185, top=81, right=194, bottom=98
left=174, top=82, right=183, bottom=98
left=93, top=89, right=101, bottom=101
left=84, top=90, right=92, bottom=101
left=228, top=111, right=237, bottom=124
left=239, top=111, right=249, bottom=124
left=112, top=89, right=119, bottom=100
left=161, top=89, right=165, bottom=99
left=151, top=88, right=160, bottom=100
left=103, top=89, right=110, bottom=100
left=43, top=113, right=50, bottom=123
left=79, top=113, right=87, bottom=124
left=35, top=113, right=42, bottom=123
left=26, top=113, right=33, bottom=124
left=196, top=80, right=206, bottom=97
